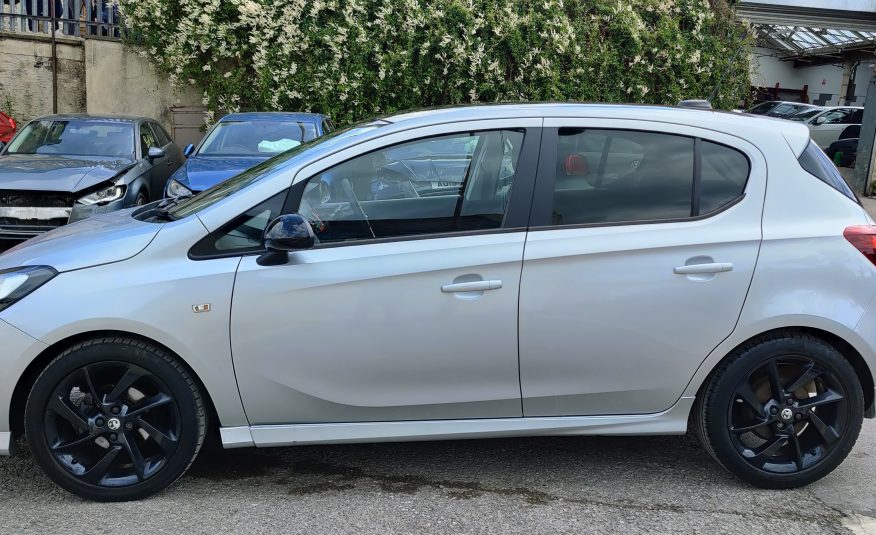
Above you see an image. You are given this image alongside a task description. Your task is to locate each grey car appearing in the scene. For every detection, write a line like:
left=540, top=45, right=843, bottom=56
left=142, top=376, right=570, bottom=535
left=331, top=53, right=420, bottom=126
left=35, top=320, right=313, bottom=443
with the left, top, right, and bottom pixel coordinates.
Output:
left=0, top=115, right=183, bottom=242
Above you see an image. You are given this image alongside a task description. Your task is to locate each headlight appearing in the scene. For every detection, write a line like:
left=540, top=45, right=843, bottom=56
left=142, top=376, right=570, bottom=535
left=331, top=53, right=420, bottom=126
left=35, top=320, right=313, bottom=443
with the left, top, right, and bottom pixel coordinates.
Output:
left=0, top=266, right=56, bottom=313
left=166, top=178, right=193, bottom=199
left=77, top=184, right=126, bottom=206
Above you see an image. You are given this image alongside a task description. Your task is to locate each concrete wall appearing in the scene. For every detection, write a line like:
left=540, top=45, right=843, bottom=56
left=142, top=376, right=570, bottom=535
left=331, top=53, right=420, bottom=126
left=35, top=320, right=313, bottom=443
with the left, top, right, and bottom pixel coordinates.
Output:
left=0, top=32, right=203, bottom=137
left=751, top=46, right=874, bottom=105
left=0, top=31, right=86, bottom=120
left=83, top=39, right=202, bottom=131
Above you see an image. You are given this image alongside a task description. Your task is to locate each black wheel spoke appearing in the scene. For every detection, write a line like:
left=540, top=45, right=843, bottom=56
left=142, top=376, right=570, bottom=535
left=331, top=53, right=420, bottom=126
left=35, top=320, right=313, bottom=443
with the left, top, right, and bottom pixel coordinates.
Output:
left=730, top=418, right=771, bottom=433
left=748, top=436, right=788, bottom=464
left=785, top=361, right=822, bottom=393
left=47, top=394, right=88, bottom=432
left=81, top=366, right=101, bottom=404
left=82, top=446, right=122, bottom=484
left=118, top=433, right=147, bottom=481
left=788, top=431, right=805, bottom=470
left=107, top=366, right=145, bottom=402
left=808, top=411, right=841, bottom=446
left=798, top=389, right=844, bottom=410
left=138, top=418, right=177, bottom=452
left=767, top=359, right=784, bottom=399
left=51, top=433, right=97, bottom=452
left=128, top=393, right=173, bottom=417
left=735, top=382, right=765, bottom=415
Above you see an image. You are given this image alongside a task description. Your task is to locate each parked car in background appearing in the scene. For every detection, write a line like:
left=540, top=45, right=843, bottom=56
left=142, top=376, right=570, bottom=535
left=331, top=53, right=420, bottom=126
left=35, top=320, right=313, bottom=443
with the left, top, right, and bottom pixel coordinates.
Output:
left=0, top=115, right=183, bottom=242
left=826, top=125, right=861, bottom=168
left=746, top=101, right=818, bottom=118
left=0, top=104, right=873, bottom=501
left=787, top=106, right=864, bottom=149
left=164, top=112, right=333, bottom=198
left=0, top=111, right=16, bottom=148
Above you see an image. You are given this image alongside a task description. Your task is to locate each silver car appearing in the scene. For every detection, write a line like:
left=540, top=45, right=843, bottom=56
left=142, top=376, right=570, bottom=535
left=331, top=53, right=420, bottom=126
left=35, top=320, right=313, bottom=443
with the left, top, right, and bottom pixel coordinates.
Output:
left=0, top=104, right=874, bottom=501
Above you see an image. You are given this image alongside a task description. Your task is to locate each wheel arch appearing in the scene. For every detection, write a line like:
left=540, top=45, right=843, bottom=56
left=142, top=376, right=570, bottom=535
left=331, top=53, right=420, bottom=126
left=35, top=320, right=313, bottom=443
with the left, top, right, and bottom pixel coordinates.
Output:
left=9, top=330, right=219, bottom=440
left=691, top=326, right=874, bottom=417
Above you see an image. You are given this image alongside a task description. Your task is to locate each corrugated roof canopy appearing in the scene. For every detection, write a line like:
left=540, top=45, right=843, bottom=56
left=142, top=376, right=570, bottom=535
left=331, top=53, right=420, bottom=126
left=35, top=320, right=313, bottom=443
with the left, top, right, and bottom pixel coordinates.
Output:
left=754, top=25, right=876, bottom=61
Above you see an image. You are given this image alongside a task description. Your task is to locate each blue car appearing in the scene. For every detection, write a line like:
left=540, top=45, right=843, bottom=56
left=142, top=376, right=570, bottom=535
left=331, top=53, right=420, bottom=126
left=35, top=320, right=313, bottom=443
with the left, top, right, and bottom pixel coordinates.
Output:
left=165, top=112, right=333, bottom=197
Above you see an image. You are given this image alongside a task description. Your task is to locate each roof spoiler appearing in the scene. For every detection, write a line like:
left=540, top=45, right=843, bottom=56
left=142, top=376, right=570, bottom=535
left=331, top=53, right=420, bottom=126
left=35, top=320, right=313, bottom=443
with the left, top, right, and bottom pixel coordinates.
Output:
left=677, top=99, right=713, bottom=110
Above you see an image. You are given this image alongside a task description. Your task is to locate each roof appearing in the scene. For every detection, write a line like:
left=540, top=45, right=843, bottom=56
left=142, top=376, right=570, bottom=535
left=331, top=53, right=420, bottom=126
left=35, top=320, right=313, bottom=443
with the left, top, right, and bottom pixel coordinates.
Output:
left=219, top=112, right=328, bottom=122
left=381, top=102, right=811, bottom=154
left=30, top=113, right=147, bottom=122
left=753, top=25, right=876, bottom=63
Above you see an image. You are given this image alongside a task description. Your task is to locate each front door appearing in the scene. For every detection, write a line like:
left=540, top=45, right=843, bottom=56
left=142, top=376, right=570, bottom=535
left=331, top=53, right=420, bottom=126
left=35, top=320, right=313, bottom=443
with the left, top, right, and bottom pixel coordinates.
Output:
left=518, top=121, right=765, bottom=416
left=230, top=126, right=539, bottom=425
left=808, top=109, right=854, bottom=149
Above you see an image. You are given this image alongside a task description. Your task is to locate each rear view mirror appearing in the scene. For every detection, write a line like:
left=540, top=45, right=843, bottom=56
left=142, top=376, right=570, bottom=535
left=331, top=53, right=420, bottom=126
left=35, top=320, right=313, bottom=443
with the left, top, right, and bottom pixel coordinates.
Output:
left=147, top=146, right=166, bottom=160
left=257, top=213, right=316, bottom=266
left=183, top=143, right=195, bottom=157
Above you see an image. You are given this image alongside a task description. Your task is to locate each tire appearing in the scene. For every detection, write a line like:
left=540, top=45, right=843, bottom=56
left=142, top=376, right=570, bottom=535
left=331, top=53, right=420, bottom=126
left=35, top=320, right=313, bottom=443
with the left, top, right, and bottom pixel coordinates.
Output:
left=694, top=332, right=863, bottom=489
left=24, top=337, right=206, bottom=501
left=135, top=190, right=148, bottom=206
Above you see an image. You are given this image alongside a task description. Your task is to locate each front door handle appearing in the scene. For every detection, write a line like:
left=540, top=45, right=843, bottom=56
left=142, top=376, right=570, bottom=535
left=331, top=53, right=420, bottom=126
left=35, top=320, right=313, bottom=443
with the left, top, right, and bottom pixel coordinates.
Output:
left=673, top=262, right=733, bottom=275
left=441, top=280, right=502, bottom=293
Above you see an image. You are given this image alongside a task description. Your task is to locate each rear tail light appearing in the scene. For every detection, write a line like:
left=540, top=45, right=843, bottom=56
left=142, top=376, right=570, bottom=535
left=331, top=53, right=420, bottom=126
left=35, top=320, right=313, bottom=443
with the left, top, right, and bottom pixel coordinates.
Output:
left=844, top=226, right=876, bottom=266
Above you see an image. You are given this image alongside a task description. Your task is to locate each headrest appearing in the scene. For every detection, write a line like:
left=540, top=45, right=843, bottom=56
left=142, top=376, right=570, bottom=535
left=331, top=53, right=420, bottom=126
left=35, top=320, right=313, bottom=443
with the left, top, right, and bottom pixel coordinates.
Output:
left=564, top=153, right=588, bottom=176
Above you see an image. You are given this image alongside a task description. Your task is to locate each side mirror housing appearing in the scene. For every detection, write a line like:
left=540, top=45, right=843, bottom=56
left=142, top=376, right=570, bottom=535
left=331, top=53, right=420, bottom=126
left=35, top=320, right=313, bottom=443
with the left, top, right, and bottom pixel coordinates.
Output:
left=183, top=143, right=195, bottom=157
left=257, top=213, right=315, bottom=266
left=147, top=146, right=166, bottom=160
left=814, top=116, right=826, bottom=125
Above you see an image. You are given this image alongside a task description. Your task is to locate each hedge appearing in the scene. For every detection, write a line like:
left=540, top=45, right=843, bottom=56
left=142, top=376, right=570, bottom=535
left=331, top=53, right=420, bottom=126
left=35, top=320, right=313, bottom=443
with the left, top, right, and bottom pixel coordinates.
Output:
left=119, top=0, right=753, bottom=125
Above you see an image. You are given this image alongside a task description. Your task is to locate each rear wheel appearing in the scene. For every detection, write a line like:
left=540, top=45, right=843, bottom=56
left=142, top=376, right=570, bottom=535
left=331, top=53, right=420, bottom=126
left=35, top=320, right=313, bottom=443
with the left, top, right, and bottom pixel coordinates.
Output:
left=695, top=333, right=863, bottom=488
left=24, top=337, right=206, bottom=501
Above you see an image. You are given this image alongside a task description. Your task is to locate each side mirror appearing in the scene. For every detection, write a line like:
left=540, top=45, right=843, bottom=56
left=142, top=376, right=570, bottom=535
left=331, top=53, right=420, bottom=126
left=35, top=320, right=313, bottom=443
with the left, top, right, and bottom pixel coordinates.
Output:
left=147, top=146, right=166, bottom=160
left=257, top=213, right=315, bottom=266
left=814, top=116, right=826, bottom=125
left=183, top=143, right=195, bottom=157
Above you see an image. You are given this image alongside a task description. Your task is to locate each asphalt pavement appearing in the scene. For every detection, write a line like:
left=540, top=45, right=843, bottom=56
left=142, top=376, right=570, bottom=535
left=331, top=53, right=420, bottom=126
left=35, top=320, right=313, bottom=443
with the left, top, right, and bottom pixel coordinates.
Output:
left=0, top=420, right=873, bottom=534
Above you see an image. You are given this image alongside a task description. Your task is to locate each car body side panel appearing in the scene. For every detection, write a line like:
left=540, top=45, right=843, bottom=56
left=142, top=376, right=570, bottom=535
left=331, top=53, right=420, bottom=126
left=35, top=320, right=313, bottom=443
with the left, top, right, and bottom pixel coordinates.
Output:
left=682, top=145, right=876, bottom=400
left=518, top=120, right=765, bottom=416
left=0, top=220, right=250, bottom=427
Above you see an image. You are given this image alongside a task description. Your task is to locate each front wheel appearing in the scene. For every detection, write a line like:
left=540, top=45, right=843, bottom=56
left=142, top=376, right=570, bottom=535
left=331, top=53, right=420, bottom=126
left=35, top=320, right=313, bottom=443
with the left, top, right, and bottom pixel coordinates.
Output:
left=24, top=337, right=206, bottom=501
left=694, top=333, right=864, bottom=488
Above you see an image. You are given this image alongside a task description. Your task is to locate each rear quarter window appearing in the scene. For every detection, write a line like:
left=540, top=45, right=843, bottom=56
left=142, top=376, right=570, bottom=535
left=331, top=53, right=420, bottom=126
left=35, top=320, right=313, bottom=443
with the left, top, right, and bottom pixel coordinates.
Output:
left=798, top=141, right=857, bottom=202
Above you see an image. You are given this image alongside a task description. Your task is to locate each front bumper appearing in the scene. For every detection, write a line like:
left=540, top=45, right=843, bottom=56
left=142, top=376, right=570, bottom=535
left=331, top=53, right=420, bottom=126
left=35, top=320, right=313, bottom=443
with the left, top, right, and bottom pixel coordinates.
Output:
left=0, top=199, right=127, bottom=240
left=0, top=319, right=48, bottom=454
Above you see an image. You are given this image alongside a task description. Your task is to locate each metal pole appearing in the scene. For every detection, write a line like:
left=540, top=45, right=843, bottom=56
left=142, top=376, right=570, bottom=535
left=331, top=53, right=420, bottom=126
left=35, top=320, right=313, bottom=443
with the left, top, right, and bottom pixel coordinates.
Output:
left=852, top=68, right=876, bottom=196
left=50, top=0, right=58, bottom=113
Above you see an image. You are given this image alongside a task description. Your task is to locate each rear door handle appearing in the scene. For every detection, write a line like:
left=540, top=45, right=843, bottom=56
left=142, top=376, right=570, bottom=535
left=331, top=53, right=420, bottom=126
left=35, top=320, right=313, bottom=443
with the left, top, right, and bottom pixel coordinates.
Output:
left=673, top=262, right=733, bottom=275
left=441, top=280, right=502, bottom=293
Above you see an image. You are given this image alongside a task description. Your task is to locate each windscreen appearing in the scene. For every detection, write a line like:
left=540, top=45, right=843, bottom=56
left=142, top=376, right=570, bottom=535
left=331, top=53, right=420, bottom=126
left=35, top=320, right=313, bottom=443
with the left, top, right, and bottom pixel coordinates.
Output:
left=197, top=120, right=319, bottom=156
left=6, top=119, right=135, bottom=158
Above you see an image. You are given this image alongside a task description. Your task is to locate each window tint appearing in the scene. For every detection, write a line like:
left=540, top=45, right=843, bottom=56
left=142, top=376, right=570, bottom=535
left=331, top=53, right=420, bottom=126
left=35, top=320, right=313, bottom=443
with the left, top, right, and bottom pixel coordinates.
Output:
left=189, top=192, right=287, bottom=257
left=700, top=141, right=749, bottom=213
left=151, top=122, right=171, bottom=146
left=298, top=130, right=524, bottom=244
left=139, top=124, right=158, bottom=155
left=850, top=109, right=864, bottom=124
left=798, top=141, right=857, bottom=202
left=551, top=129, right=693, bottom=225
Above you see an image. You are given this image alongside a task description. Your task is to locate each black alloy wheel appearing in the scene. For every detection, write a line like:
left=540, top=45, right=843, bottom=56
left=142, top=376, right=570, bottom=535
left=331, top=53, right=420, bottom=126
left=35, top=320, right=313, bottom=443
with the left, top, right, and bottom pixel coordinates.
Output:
left=695, top=333, right=864, bottom=488
left=25, top=337, right=205, bottom=501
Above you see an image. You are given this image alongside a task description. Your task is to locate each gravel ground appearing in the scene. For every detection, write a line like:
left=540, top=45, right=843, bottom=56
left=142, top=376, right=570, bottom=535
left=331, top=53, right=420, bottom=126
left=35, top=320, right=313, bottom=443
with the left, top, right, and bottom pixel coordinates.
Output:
left=0, top=420, right=873, bottom=534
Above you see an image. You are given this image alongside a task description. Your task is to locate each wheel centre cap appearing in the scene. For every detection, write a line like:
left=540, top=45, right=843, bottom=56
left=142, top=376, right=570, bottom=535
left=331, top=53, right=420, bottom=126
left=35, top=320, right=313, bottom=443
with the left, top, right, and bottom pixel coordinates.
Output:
left=107, top=418, right=122, bottom=431
left=780, top=408, right=794, bottom=421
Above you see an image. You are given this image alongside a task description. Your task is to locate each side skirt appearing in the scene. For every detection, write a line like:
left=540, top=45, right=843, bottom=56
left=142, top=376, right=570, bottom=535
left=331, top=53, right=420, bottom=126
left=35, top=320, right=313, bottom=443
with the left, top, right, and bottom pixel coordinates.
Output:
left=220, top=397, right=695, bottom=449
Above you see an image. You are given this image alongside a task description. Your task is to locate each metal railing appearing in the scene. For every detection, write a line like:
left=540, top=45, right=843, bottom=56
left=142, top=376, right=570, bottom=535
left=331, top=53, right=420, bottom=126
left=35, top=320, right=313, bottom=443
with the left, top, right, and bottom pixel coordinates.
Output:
left=0, top=0, right=122, bottom=38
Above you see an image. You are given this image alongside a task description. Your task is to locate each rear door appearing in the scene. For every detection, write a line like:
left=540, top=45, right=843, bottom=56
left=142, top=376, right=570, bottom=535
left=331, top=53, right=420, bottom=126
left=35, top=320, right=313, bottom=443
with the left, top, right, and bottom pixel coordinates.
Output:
left=518, top=119, right=765, bottom=416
